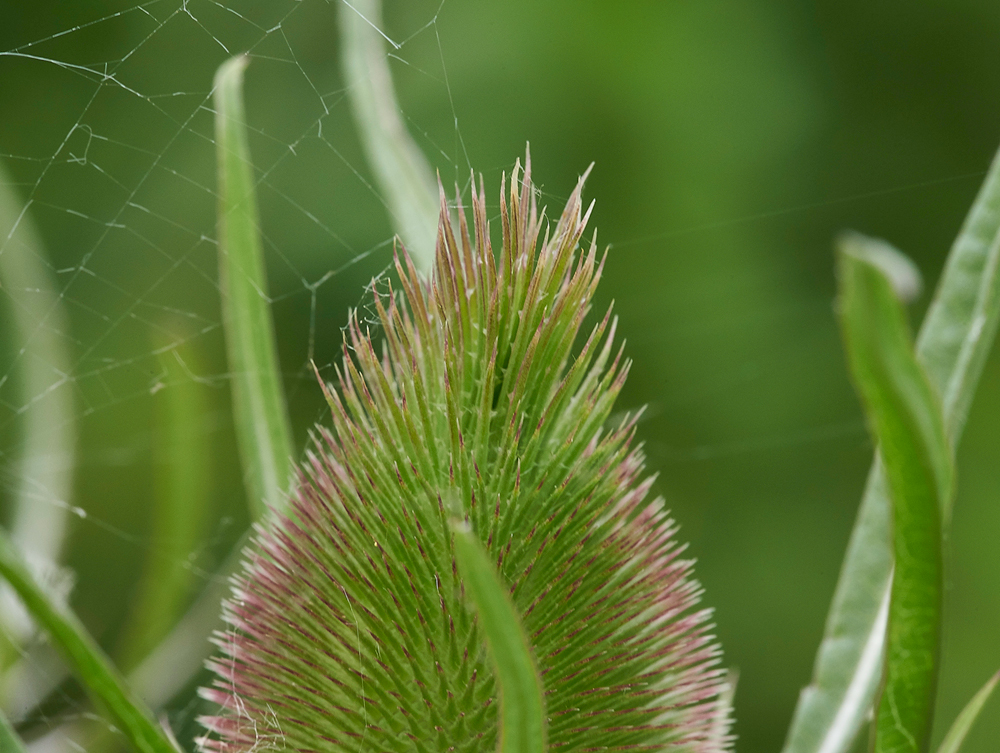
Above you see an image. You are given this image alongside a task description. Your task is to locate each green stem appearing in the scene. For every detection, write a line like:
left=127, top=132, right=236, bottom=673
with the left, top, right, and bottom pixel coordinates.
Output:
left=0, top=530, right=178, bottom=753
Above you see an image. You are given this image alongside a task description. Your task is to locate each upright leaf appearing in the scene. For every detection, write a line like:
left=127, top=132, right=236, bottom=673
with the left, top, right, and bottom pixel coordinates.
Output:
left=0, top=530, right=178, bottom=753
left=837, top=240, right=952, bottom=753
left=113, top=59, right=296, bottom=707
left=0, top=161, right=76, bottom=669
left=782, top=142, right=1000, bottom=753
left=214, top=55, right=294, bottom=520
left=453, top=523, right=547, bottom=753
left=339, top=0, right=439, bottom=272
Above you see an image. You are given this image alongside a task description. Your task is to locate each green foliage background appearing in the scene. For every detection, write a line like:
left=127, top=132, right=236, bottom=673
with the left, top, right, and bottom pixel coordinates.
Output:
left=0, top=1, right=998, bottom=751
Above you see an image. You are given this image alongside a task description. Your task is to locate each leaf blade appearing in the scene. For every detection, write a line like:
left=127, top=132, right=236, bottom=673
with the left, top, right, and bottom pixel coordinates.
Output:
left=0, top=530, right=178, bottom=753
left=214, top=55, right=294, bottom=521
left=782, top=142, right=1000, bottom=753
left=935, top=670, right=1000, bottom=753
left=0, top=160, right=76, bottom=668
left=453, top=523, right=546, bottom=753
left=339, top=0, right=439, bottom=273
left=836, top=240, right=951, bottom=753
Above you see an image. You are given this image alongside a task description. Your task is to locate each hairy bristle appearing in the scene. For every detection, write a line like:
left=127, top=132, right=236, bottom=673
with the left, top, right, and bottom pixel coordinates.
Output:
left=199, top=151, right=731, bottom=752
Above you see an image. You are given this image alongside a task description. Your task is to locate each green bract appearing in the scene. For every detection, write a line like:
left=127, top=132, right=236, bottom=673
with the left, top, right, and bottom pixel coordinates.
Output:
left=198, top=155, right=729, bottom=752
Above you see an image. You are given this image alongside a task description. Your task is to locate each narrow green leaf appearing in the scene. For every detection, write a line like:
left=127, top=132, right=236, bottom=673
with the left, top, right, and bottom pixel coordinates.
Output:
left=935, top=670, right=1000, bottom=753
left=452, top=522, right=547, bottom=753
left=837, top=240, right=952, bottom=753
left=339, top=0, right=439, bottom=272
left=0, top=707, right=28, bottom=753
left=782, top=142, right=1000, bottom=753
left=917, top=152, right=1000, bottom=441
left=0, top=530, right=178, bottom=753
left=116, top=329, right=213, bottom=671
left=0, top=161, right=76, bottom=670
left=119, top=59, right=299, bottom=702
left=214, top=55, right=294, bottom=521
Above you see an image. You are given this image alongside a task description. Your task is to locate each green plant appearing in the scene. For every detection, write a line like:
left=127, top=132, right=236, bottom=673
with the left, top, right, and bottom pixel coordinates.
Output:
left=2, top=3, right=1000, bottom=751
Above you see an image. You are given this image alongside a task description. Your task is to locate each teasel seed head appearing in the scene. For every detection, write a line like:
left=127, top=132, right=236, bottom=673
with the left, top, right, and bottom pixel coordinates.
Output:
left=198, top=151, right=732, bottom=752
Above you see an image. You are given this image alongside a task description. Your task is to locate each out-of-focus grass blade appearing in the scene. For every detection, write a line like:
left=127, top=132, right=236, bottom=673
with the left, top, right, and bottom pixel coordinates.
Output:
left=116, top=330, right=213, bottom=671
left=935, top=670, right=1000, bottom=753
left=0, top=161, right=76, bottom=669
left=339, top=0, right=439, bottom=273
left=0, top=530, right=178, bottom=753
left=453, top=523, right=546, bottom=753
left=214, top=55, right=294, bottom=521
left=782, top=142, right=1000, bottom=753
left=837, top=240, right=952, bottom=753
left=0, top=707, right=28, bottom=753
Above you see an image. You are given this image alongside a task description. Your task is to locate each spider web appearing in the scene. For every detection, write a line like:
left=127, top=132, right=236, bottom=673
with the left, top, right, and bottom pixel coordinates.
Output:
left=0, top=1, right=465, bottom=749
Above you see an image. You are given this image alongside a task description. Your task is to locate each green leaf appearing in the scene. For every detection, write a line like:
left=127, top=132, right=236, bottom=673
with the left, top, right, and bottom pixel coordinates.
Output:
left=0, top=707, right=28, bottom=753
left=782, top=142, right=1000, bottom=753
left=0, top=160, right=76, bottom=670
left=452, top=522, right=547, bottom=753
left=339, top=0, right=439, bottom=273
left=0, top=529, right=178, bottom=753
left=836, top=239, right=952, bottom=753
left=935, top=670, right=1000, bottom=753
left=115, top=328, right=214, bottom=671
left=214, top=55, right=295, bottom=521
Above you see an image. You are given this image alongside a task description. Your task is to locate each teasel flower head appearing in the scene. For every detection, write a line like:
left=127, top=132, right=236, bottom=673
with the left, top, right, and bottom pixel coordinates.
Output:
left=198, top=152, right=732, bottom=752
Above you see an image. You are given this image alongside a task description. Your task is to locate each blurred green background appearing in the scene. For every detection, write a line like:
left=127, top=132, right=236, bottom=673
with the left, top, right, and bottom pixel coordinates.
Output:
left=1, top=1, right=999, bottom=751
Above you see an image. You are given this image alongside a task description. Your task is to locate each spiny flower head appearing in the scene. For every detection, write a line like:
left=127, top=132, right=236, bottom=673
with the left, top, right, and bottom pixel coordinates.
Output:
left=199, top=153, right=730, bottom=752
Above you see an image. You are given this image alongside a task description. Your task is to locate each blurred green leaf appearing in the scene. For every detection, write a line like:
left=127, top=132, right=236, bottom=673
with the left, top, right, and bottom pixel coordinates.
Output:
left=214, top=55, right=295, bottom=521
left=0, top=161, right=75, bottom=670
left=0, top=530, right=178, bottom=753
left=936, top=671, right=1000, bottom=753
left=339, top=0, right=439, bottom=273
left=453, top=522, right=547, bottom=753
left=115, top=330, right=213, bottom=671
left=783, top=144, right=1000, bottom=753
left=0, top=707, right=28, bottom=753
left=837, top=238, right=951, bottom=753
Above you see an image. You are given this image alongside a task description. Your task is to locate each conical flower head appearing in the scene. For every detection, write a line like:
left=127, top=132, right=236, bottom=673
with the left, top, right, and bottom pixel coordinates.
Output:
left=199, top=154, right=730, bottom=752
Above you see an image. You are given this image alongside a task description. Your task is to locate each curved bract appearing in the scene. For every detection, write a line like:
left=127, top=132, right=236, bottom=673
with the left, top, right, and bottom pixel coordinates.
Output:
left=198, top=154, right=729, bottom=752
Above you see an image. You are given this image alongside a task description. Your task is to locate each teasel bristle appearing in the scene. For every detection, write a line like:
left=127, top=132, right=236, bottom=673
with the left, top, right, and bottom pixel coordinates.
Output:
left=199, top=150, right=732, bottom=752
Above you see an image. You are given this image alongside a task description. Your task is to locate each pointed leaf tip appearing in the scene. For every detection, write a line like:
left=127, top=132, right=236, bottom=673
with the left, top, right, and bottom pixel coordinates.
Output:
left=213, top=54, right=294, bottom=521
left=936, top=670, right=1000, bottom=753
